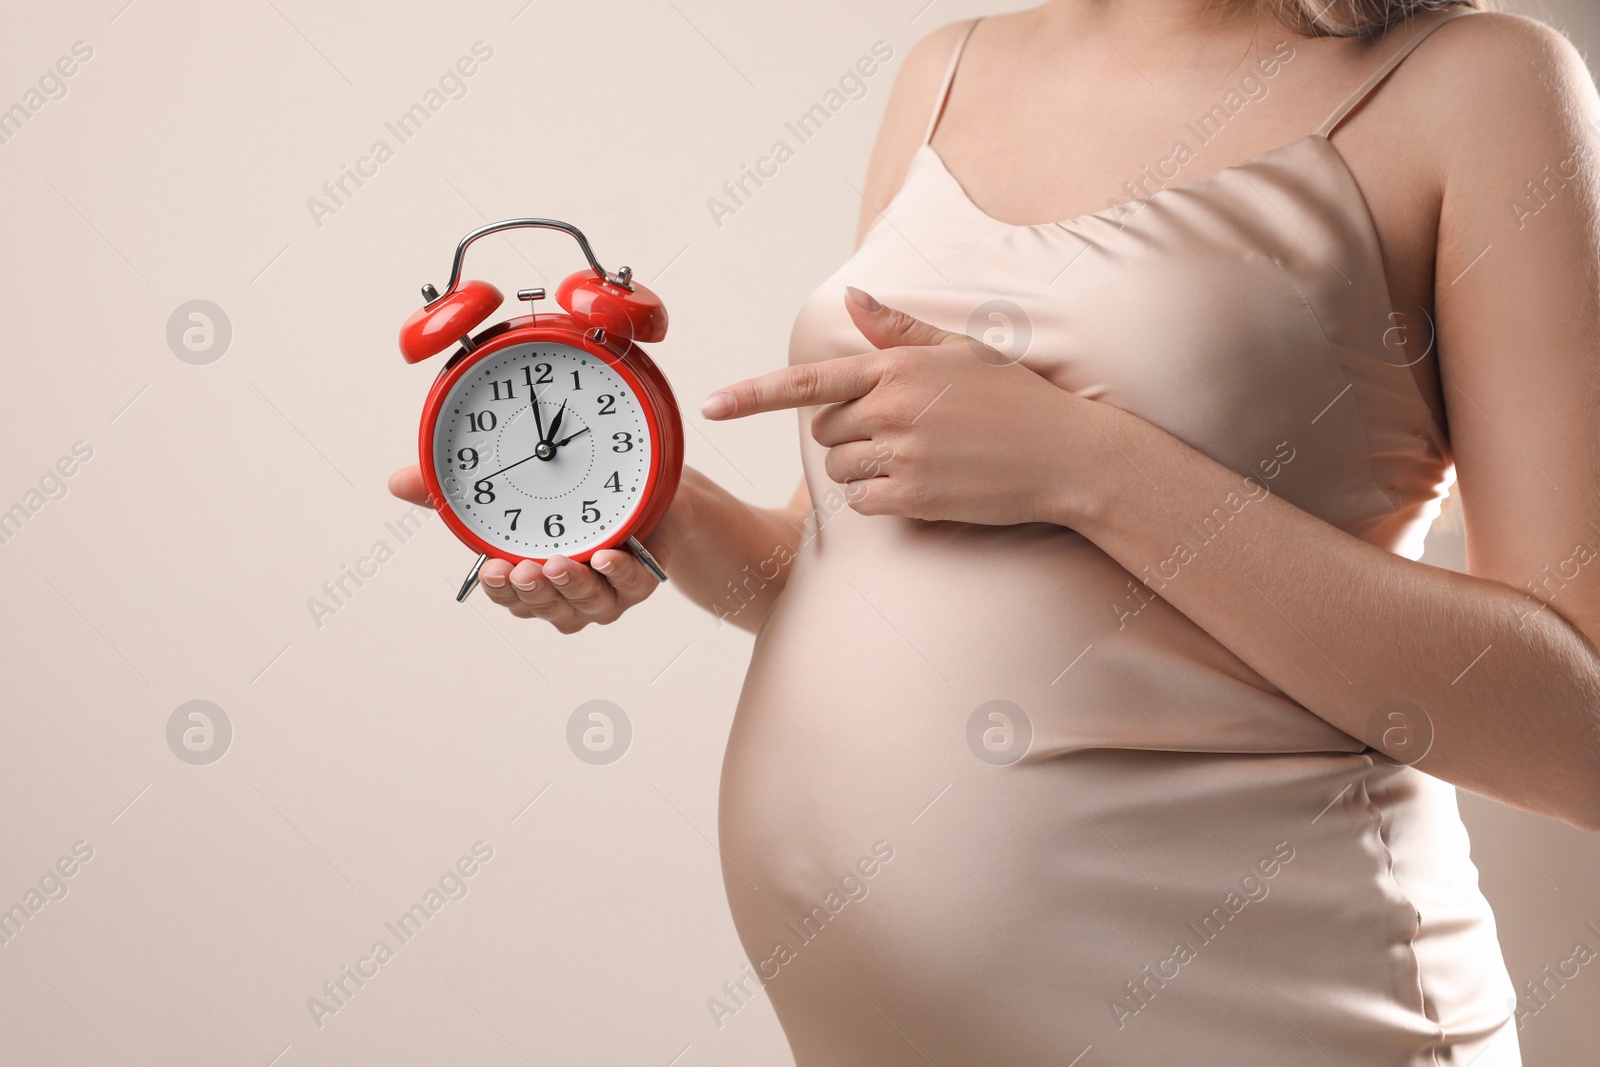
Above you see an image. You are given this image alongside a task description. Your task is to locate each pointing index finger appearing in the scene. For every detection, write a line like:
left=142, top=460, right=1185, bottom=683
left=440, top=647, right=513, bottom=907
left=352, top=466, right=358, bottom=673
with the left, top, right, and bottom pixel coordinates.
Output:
left=702, top=351, right=887, bottom=419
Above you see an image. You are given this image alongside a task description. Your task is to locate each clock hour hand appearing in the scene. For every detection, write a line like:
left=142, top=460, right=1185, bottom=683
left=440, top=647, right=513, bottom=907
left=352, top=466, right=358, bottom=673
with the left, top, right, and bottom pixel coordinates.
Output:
left=544, top=399, right=567, bottom=446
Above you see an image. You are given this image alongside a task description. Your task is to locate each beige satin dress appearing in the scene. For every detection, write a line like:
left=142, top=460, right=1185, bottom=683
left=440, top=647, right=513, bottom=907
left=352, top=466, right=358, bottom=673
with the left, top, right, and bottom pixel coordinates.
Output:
left=718, top=10, right=1520, bottom=1064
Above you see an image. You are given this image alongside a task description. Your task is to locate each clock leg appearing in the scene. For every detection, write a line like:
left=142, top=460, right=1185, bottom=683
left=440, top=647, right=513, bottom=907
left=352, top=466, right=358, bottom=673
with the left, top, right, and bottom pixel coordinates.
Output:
left=625, top=537, right=667, bottom=583
left=455, top=553, right=489, bottom=603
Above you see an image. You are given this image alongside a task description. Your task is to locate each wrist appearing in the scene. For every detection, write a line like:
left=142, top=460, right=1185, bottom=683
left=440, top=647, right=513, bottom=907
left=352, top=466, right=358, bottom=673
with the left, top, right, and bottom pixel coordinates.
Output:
left=671, top=465, right=715, bottom=531
left=1041, top=391, right=1118, bottom=533
left=661, top=466, right=784, bottom=567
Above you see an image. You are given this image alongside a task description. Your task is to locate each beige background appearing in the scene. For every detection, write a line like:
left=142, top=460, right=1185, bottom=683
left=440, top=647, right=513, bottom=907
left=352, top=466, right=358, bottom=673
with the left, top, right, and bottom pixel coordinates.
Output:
left=0, top=1, right=1595, bottom=1063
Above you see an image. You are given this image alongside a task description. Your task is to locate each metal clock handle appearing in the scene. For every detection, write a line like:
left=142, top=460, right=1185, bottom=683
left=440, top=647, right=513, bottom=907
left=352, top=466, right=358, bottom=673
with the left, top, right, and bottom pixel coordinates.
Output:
left=456, top=554, right=489, bottom=603
left=421, top=218, right=634, bottom=308
left=625, top=537, right=667, bottom=583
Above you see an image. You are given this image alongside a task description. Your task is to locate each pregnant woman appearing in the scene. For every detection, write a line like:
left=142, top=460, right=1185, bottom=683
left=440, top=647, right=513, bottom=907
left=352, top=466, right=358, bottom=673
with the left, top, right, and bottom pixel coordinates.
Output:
left=392, top=1, right=1600, bottom=1062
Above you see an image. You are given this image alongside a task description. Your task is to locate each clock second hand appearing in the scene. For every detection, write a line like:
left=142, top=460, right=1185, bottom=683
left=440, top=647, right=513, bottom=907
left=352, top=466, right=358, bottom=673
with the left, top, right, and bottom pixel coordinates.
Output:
left=477, top=416, right=587, bottom=482
left=477, top=450, right=542, bottom=482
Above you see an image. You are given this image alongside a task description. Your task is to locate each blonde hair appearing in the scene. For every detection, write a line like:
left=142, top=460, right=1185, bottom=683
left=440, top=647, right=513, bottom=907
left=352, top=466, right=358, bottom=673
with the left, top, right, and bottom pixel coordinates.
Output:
left=1270, top=0, right=1484, bottom=37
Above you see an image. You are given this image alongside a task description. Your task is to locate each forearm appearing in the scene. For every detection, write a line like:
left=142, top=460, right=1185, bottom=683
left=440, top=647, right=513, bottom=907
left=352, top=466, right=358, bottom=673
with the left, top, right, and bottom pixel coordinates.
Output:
left=666, top=467, right=808, bottom=634
left=1057, top=394, right=1600, bottom=828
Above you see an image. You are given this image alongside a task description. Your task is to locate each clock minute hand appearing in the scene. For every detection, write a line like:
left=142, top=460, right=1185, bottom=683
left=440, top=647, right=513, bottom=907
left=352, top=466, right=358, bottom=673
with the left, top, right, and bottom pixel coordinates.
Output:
left=530, top=390, right=546, bottom=444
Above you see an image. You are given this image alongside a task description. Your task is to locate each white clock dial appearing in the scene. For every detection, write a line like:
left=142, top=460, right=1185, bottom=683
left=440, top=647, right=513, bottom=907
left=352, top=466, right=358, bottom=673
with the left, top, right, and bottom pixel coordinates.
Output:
left=432, top=341, right=653, bottom=557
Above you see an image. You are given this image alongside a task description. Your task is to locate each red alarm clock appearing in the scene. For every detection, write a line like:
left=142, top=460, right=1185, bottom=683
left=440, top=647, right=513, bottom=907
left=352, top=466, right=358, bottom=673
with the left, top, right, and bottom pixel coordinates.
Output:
left=399, top=219, right=682, bottom=601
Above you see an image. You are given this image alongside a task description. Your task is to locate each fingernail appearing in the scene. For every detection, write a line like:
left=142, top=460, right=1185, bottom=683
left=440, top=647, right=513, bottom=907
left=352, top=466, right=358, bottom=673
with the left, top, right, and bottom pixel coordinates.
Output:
left=481, top=572, right=507, bottom=588
left=592, top=556, right=614, bottom=573
left=510, top=574, right=538, bottom=591
left=844, top=286, right=881, bottom=312
left=701, top=391, right=735, bottom=419
left=547, top=569, right=570, bottom=586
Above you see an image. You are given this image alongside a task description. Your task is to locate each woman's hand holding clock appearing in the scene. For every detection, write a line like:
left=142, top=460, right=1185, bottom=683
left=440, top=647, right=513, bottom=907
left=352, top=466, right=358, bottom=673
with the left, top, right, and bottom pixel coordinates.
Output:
left=701, top=287, right=1098, bottom=529
left=387, top=463, right=698, bottom=632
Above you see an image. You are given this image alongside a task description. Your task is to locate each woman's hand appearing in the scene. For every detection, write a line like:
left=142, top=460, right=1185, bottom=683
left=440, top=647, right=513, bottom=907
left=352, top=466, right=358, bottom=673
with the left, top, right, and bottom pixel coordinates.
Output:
left=386, top=465, right=696, bottom=632
left=700, top=287, right=1087, bottom=527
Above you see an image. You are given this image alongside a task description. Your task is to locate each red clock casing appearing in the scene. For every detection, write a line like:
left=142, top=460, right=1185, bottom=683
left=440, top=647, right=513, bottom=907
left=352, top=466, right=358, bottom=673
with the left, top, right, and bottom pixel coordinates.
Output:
left=414, top=313, right=682, bottom=566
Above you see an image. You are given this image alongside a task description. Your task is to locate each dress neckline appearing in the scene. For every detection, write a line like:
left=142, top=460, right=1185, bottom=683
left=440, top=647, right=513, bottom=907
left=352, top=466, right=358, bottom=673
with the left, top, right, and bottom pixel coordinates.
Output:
left=917, top=131, right=1353, bottom=232
left=899, top=131, right=1452, bottom=452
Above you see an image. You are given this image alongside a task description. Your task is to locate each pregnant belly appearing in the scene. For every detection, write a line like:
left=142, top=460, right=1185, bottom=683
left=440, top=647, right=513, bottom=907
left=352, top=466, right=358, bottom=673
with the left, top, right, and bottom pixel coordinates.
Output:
left=716, top=512, right=1353, bottom=902
left=712, top=519, right=1501, bottom=1065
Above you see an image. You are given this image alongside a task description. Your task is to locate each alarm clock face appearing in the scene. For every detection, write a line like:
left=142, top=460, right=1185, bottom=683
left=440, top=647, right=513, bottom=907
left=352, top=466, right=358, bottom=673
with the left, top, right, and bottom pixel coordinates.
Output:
left=430, top=340, right=654, bottom=558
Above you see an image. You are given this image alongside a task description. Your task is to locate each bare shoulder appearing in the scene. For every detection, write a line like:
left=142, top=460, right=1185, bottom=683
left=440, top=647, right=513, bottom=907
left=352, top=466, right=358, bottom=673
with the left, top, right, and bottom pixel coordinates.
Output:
left=874, top=10, right=1050, bottom=147
left=852, top=18, right=980, bottom=245
left=1395, top=11, right=1599, bottom=183
left=882, top=18, right=977, bottom=136
left=1407, top=11, right=1594, bottom=114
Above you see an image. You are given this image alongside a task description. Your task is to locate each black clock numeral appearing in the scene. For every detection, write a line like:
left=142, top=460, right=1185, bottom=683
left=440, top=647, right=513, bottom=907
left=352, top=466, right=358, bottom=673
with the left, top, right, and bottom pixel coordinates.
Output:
left=543, top=513, right=565, bottom=538
left=504, top=508, right=521, bottom=531
left=597, top=393, right=616, bottom=415
left=522, top=363, right=553, bottom=389
left=581, top=500, right=600, bottom=524
left=570, top=369, right=583, bottom=390
left=612, top=431, right=634, bottom=453
left=467, top=410, right=497, bottom=433
left=603, top=471, right=623, bottom=494
left=491, top=379, right=515, bottom=401
left=456, top=447, right=478, bottom=471
left=474, top=480, right=495, bottom=504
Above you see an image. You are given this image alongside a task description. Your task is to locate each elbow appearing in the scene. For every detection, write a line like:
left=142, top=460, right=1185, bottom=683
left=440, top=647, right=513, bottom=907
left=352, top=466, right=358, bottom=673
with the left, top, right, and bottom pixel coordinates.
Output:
left=1521, top=732, right=1600, bottom=832
left=1558, top=733, right=1600, bottom=832
left=1566, top=807, right=1600, bottom=835
left=1563, top=797, right=1600, bottom=833
left=1572, top=779, right=1600, bottom=834
left=1522, top=766, right=1600, bottom=831
left=1579, top=708, right=1600, bottom=832
left=1558, top=672, right=1600, bottom=832
left=1560, top=753, right=1600, bottom=833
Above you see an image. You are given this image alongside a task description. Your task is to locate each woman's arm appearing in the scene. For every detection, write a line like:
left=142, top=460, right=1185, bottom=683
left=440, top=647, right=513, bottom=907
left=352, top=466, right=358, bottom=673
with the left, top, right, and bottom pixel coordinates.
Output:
left=1057, top=13, right=1600, bottom=827
left=665, top=468, right=810, bottom=633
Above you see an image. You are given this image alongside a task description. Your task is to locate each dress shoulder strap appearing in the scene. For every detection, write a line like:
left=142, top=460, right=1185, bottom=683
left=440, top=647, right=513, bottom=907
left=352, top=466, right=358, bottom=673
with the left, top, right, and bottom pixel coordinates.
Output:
left=923, top=17, right=983, bottom=145
left=1317, top=9, right=1480, bottom=137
